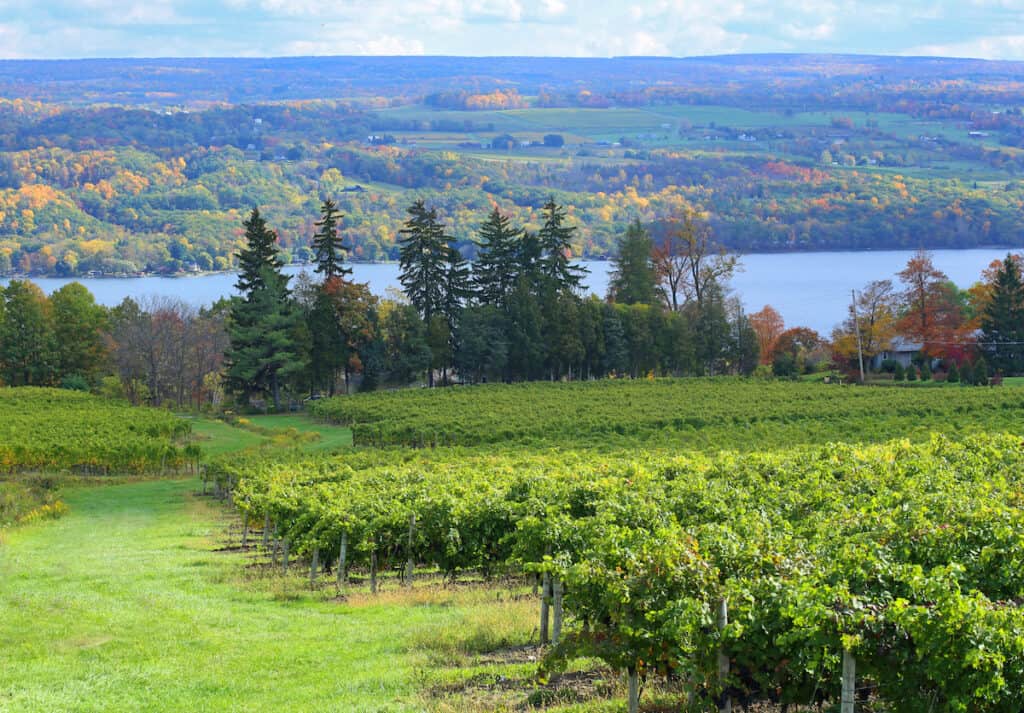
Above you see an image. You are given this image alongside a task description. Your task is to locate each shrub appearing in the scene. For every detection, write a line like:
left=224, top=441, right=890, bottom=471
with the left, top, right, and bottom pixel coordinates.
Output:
left=947, top=362, right=960, bottom=383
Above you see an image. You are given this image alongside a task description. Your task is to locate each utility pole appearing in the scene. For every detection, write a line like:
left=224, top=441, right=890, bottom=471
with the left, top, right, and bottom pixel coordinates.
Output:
left=851, top=289, right=865, bottom=384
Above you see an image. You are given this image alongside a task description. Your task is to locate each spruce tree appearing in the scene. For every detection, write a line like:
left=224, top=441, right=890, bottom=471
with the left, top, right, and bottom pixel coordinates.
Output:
left=398, top=200, right=448, bottom=322
left=442, top=244, right=472, bottom=330
left=234, top=207, right=282, bottom=294
left=311, top=199, right=352, bottom=280
left=225, top=208, right=305, bottom=409
left=608, top=219, right=658, bottom=305
left=473, top=207, right=522, bottom=307
left=398, top=200, right=452, bottom=386
left=980, top=254, right=1024, bottom=375
left=538, top=197, right=587, bottom=292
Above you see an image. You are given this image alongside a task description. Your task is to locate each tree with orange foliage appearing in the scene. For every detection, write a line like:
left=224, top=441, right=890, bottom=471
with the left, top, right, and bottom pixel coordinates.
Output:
left=896, top=248, right=966, bottom=357
left=748, top=305, right=785, bottom=364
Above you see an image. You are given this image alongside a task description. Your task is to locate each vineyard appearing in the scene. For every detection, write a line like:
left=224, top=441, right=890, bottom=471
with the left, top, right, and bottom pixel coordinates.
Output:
left=208, top=432, right=1024, bottom=712
left=0, top=388, right=196, bottom=473
left=309, top=378, right=1024, bottom=449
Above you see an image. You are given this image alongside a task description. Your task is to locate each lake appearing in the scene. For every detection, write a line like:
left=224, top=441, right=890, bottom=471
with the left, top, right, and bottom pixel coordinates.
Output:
left=3, top=249, right=1018, bottom=335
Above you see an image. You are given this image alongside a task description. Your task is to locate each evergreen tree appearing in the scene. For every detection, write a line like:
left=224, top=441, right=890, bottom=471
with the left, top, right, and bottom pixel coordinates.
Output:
left=607, top=219, right=658, bottom=305
left=601, top=304, right=629, bottom=376
left=442, top=244, right=472, bottom=330
left=691, top=280, right=731, bottom=376
left=947, top=361, right=960, bottom=383
left=398, top=200, right=448, bottom=323
left=538, top=198, right=587, bottom=292
left=398, top=200, right=454, bottom=386
left=454, top=305, right=508, bottom=384
left=225, top=208, right=306, bottom=409
left=516, top=231, right=544, bottom=293
left=975, top=355, right=990, bottom=386
left=311, top=199, right=352, bottom=280
left=980, top=254, right=1024, bottom=375
left=234, top=207, right=282, bottom=294
left=474, top=207, right=522, bottom=307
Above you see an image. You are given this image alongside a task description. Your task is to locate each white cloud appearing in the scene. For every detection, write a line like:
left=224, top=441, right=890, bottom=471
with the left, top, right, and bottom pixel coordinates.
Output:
left=905, top=34, right=1024, bottom=59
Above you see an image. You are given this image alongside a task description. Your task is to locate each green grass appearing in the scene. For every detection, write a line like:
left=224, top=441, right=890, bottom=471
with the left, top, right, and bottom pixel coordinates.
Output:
left=188, top=414, right=352, bottom=457
left=0, top=478, right=468, bottom=712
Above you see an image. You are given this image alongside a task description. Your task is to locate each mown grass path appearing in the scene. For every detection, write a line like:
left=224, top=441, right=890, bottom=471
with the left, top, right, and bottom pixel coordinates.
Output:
left=0, top=479, right=433, bottom=712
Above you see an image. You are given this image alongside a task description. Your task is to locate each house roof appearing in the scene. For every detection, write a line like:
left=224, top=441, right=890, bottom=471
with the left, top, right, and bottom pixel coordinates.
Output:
left=888, top=337, right=924, bottom=352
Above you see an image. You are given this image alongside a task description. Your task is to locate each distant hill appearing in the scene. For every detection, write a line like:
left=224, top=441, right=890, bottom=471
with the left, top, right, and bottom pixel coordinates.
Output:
left=2, top=54, right=1024, bottom=106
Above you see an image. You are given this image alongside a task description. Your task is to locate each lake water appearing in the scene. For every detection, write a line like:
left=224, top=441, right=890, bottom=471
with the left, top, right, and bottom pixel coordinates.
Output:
left=3, top=249, right=1019, bottom=335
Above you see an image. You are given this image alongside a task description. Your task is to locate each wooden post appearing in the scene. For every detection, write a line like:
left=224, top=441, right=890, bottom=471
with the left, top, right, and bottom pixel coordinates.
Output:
left=841, top=649, right=856, bottom=713
left=337, top=532, right=348, bottom=588
left=627, top=667, right=640, bottom=713
left=281, top=539, right=290, bottom=574
left=261, top=513, right=271, bottom=549
left=717, top=598, right=731, bottom=713
left=309, top=547, right=320, bottom=589
left=405, top=513, right=416, bottom=587
left=370, top=546, right=378, bottom=594
left=540, top=571, right=551, bottom=645
left=552, top=577, right=564, bottom=646
left=271, top=537, right=279, bottom=567
left=241, top=515, right=249, bottom=549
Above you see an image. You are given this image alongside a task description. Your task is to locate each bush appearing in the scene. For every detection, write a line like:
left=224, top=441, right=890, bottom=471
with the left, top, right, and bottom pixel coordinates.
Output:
left=962, top=362, right=975, bottom=386
left=880, top=358, right=900, bottom=374
left=947, top=362, right=960, bottom=383
left=60, top=374, right=90, bottom=392
left=753, top=364, right=773, bottom=380
left=920, top=364, right=931, bottom=381
left=893, top=363, right=905, bottom=381
left=906, top=365, right=917, bottom=382
left=773, top=352, right=797, bottom=378
left=976, top=356, right=990, bottom=386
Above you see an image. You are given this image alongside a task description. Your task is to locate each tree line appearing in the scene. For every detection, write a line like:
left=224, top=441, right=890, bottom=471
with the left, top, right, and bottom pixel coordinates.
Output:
left=221, top=199, right=757, bottom=409
left=4, top=200, right=1024, bottom=406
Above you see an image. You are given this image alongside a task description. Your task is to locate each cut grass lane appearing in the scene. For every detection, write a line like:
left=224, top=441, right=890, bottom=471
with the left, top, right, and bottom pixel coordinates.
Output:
left=0, top=478, right=440, bottom=712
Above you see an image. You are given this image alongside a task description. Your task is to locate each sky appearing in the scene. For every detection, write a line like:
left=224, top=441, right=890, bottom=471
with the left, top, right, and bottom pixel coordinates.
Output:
left=2, top=0, right=1024, bottom=60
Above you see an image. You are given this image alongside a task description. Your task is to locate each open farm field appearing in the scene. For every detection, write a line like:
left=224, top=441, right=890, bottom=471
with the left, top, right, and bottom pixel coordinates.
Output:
left=309, top=377, right=1024, bottom=449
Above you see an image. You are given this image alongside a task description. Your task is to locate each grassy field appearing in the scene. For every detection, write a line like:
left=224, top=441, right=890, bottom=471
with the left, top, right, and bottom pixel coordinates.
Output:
left=0, top=477, right=545, bottom=712
left=188, top=413, right=353, bottom=457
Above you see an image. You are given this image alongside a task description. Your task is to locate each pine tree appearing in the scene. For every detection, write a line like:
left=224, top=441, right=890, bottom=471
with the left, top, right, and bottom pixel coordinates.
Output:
left=980, top=254, right=1024, bottom=375
left=608, top=219, right=658, bottom=305
left=311, top=199, right=352, bottom=280
left=474, top=207, right=522, bottom=307
left=538, top=197, right=588, bottom=292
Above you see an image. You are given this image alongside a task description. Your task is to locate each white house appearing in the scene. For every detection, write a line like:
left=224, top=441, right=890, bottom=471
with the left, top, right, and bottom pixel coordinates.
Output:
left=871, top=337, right=923, bottom=371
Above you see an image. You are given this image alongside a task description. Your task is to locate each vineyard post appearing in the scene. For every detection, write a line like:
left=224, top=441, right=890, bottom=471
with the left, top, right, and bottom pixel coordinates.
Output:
left=552, top=577, right=563, bottom=645
left=337, top=531, right=348, bottom=589
left=262, top=513, right=271, bottom=549
left=405, top=513, right=416, bottom=587
left=309, top=547, right=320, bottom=589
left=540, top=570, right=551, bottom=645
left=240, top=498, right=249, bottom=548
left=282, top=539, right=290, bottom=574
left=627, top=666, right=640, bottom=713
left=718, top=598, right=731, bottom=713
left=370, top=545, right=378, bottom=594
left=841, top=649, right=856, bottom=713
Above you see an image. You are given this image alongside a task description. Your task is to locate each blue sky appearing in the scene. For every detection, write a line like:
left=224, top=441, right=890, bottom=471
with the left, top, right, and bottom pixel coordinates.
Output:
left=3, top=0, right=1024, bottom=59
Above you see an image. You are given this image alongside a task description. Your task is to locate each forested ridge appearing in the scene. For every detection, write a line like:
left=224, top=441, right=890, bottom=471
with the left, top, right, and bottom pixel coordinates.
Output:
left=3, top=55, right=1024, bottom=276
